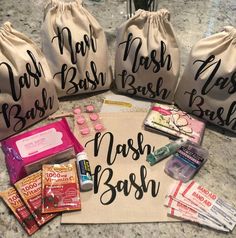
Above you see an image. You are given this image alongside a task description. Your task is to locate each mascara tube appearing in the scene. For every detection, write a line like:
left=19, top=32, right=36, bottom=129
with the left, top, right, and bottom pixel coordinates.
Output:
left=146, top=138, right=187, bottom=166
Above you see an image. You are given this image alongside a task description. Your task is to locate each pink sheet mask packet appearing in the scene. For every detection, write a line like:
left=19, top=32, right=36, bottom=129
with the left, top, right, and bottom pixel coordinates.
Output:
left=1, top=118, right=83, bottom=184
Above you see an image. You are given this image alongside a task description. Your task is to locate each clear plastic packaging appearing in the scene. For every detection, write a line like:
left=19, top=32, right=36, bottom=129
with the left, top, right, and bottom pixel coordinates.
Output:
left=164, top=141, right=208, bottom=182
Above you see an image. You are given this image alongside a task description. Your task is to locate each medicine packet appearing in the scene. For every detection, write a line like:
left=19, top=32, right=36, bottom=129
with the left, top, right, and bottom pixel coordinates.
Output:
left=165, top=180, right=236, bottom=232
left=166, top=181, right=222, bottom=226
left=14, top=170, right=57, bottom=226
left=42, top=163, right=81, bottom=213
left=0, top=187, right=39, bottom=236
left=182, top=181, right=236, bottom=230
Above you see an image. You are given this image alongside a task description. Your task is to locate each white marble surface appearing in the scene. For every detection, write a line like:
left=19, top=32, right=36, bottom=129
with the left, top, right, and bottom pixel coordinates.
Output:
left=0, top=0, right=236, bottom=237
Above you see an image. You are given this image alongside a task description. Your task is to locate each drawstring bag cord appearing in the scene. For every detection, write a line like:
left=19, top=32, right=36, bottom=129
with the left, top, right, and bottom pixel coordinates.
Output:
left=127, top=0, right=158, bottom=19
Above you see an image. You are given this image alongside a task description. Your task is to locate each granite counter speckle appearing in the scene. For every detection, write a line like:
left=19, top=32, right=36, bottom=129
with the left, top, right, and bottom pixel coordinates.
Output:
left=0, top=0, right=236, bottom=237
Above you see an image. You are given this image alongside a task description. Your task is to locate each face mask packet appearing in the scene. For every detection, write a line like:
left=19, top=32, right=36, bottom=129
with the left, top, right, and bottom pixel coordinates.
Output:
left=42, top=162, right=81, bottom=213
left=0, top=187, right=39, bottom=236
left=14, top=170, right=57, bottom=226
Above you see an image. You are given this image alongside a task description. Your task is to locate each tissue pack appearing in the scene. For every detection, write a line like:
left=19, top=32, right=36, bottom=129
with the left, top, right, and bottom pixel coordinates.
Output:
left=1, top=118, right=83, bottom=184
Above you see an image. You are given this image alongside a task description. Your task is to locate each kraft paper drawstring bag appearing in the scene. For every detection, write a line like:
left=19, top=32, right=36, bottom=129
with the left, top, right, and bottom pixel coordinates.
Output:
left=41, top=0, right=112, bottom=98
left=0, top=22, right=59, bottom=141
left=175, top=26, right=236, bottom=133
left=115, top=9, right=180, bottom=103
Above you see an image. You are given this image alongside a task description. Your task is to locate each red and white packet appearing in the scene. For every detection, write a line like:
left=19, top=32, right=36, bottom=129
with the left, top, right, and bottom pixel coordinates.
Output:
left=182, top=181, right=236, bottom=231
left=165, top=196, right=230, bottom=232
left=167, top=207, right=229, bottom=232
left=166, top=181, right=219, bottom=225
left=165, top=181, right=236, bottom=232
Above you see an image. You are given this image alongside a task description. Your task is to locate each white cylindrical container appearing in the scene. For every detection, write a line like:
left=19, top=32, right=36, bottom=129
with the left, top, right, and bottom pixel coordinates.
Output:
left=76, top=152, right=93, bottom=191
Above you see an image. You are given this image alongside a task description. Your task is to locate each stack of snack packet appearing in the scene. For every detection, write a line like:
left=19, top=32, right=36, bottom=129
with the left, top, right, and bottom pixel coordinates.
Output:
left=165, top=180, right=236, bottom=232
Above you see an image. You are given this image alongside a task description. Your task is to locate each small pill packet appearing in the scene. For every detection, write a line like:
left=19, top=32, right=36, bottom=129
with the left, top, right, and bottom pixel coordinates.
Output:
left=73, top=104, right=106, bottom=136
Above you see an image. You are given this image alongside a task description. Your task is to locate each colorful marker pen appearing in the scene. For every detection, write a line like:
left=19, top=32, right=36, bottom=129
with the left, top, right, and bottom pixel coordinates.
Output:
left=146, top=138, right=187, bottom=166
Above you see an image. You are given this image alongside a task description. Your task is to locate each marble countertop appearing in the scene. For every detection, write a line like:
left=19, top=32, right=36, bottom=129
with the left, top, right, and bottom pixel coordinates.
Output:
left=0, top=0, right=236, bottom=237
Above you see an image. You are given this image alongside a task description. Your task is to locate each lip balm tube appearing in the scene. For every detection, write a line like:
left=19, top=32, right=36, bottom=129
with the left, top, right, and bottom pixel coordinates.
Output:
left=76, top=152, right=93, bottom=191
left=146, top=138, right=187, bottom=166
